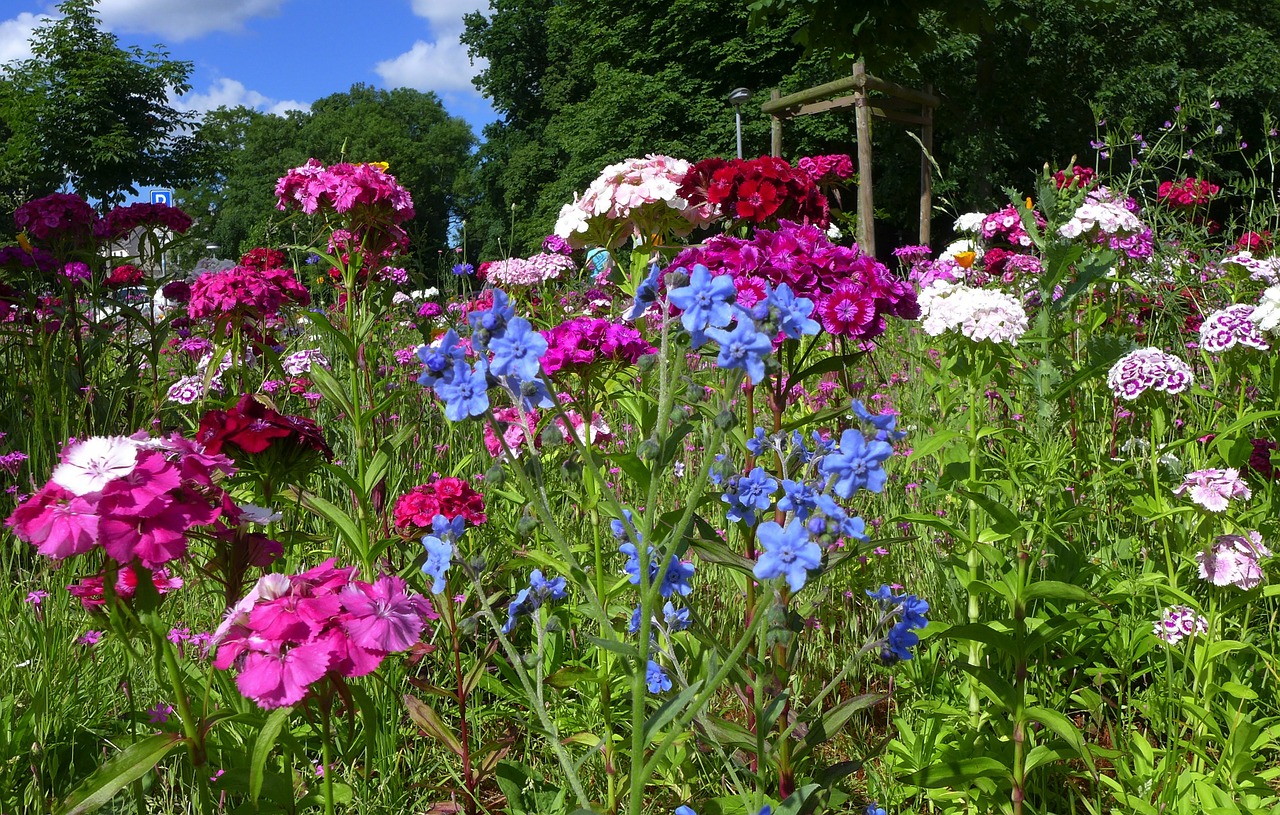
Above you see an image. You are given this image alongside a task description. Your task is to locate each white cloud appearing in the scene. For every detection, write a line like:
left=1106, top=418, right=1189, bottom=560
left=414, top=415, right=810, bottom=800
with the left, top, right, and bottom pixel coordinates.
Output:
left=96, top=0, right=286, bottom=41
left=408, top=0, right=490, bottom=35
left=374, top=38, right=486, bottom=94
left=177, top=77, right=310, bottom=115
left=0, top=12, right=50, bottom=66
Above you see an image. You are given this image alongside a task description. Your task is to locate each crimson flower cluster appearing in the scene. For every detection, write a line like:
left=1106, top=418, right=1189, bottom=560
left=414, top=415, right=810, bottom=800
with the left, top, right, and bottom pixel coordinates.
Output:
left=106, top=264, right=145, bottom=288
left=197, top=394, right=333, bottom=462
left=1237, top=231, right=1272, bottom=252
left=393, top=477, right=487, bottom=533
left=540, top=317, right=654, bottom=375
left=13, top=193, right=98, bottom=246
left=240, top=247, right=289, bottom=271
left=1053, top=165, right=1096, bottom=189
left=796, top=154, right=854, bottom=185
left=6, top=433, right=237, bottom=569
left=67, top=564, right=184, bottom=611
left=678, top=156, right=829, bottom=225
left=187, top=265, right=311, bottom=321
left=1158, top=178, right=1220, bottom=207
left=97, top=203, right=194, bottom=241
left=666, top=219, right=918, bottom=340
left=212, top=562, right=437, bottom=709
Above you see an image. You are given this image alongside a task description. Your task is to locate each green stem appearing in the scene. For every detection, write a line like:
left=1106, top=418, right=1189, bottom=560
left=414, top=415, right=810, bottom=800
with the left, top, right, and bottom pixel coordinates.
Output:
left=321, top=702, right=336, bottom=815
left=966, top=372, right=983, bottom=728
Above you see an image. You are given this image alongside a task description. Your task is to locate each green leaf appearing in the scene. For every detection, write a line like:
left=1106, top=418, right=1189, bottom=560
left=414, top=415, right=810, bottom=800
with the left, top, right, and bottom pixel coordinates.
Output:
left=938, top=622, right=1018, bottom=656
left=295, top=490, right=364, bottom=554
left=905, top=756, right=1011, bottom=788
left=404, top=694, right=464, bottom=757
left=955, top=487, right=1021, bottom=535
left=643, top=681, right=703, bottom=745
left=795, top=693, right=886, bottom=761
left=906, top=429, right=963, bottom=464
left=56, top=733, right=184, bottom=815
left=1023, top=581, right=1095, bottom=606
left=1023, top=706, right=1093, bottom=770
left=250, top=708, right=291, bottom=803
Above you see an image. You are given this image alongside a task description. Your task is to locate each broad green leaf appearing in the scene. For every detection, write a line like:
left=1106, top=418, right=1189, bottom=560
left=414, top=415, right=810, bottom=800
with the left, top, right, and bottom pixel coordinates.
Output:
left=906, top=756, right=1010, bottom=788
left=1023, top=706, right=1093, bottom=770
left=56, top=733, right=183, bottom=815
left=1023, top=581, right=1095, bottom=606
left=404, top=694, right=464, bottom=757
left=906, top=429, right=963, bottom=464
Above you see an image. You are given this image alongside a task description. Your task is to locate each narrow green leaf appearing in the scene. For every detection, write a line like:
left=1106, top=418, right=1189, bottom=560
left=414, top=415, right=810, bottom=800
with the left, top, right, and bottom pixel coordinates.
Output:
left=250, top=708, right=291, bottom=803
left=905, top=756, right=1011, bottom=788
left=1023, top=581, right=1095, bottom=606
left=1024, top=705, right=1093, bottom=771
left=906, top=429, right=962, bottom=464
left=643, top=681, right=703, bottom=744
left=56, top=733, right=183, bottom=815
left=404, top=694, right=464, bottom=757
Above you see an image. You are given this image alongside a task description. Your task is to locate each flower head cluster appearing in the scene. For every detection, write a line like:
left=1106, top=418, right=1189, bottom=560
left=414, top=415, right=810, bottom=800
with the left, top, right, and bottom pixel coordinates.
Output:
left=0, top=244, right=58, bottom=273
left=981, top=205, right=1043, bottom=248
left=502, top=569, right=568, bottom=633
left=1197, top=532, right=1270, bottom=589
left=1248, top=285, right=1280, bottom=334
left=1106, top=347, right=1194, bottom=400
left=1153, top=605, right=1208, bottom=645
left=98, top=203, right=193, bottom=241
left=540, top=317, right=654, bottom=374
left=212, top=562, right=435, bottom=709
left=554, top=154, right=713, bottom=249
left=867, top=584, right=930, bottom=661
left=6, top=433, right=236, bottom=568
left=275, top=159, right=415, bottom=223
left=754, top=518, right=821, bottom=591
left=1157, top=178, right=1219, bottom=207
left=67, top=566, right=183, bottom=612
left=1199, top=304, right=1269, bottom=352
left=666, top=220, right=918, bottom=339
left=480, top=253, right=575, bottom=287
left=1053, top=165, right=1095, bottom=189
left=1236, top=231, right=1271, bottom=253
left=14, top=193, right=98, bottom=246
left=393, top=477, right=487, bottom=533
left=1222, top=252, right=1280, bottom=285
left=917, top=281, right=1028, bottom=345
left=1059, top=195, right=1147, bottom=241
left=421, top=514, right=468, bottom=594
left=240, top=247, right=289, bottom=271
left=1173, top=468, right=1251, bottom=512
left=197, top=394, right=333, bottom=463
left=796, top=154, right=854, bottom=185
left=281, top=348, right=330, bottom=376
left=187, top=265, right=310, bottom=321
left=678, top=156, right=829, bottom=226
left=106, top=264, right=146, bottom=288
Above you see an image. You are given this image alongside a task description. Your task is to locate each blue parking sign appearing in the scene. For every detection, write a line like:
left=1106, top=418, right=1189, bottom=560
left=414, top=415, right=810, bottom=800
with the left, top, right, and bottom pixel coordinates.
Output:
left=150, top=189, right=173, bottom=206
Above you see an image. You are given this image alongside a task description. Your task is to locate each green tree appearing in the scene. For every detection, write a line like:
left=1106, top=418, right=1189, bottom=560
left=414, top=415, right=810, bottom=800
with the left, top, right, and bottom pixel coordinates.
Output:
left=0, top=0, right=199, bottom=206
left=191, top=85, right=474, bottom=267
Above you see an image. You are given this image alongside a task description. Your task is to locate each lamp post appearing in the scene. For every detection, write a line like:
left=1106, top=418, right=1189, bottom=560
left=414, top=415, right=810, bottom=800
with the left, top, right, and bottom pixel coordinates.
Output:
left=728, top=87, right=751, bottom=159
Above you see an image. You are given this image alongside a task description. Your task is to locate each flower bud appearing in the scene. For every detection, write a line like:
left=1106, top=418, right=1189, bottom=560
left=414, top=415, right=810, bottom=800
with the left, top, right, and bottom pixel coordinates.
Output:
left=516, top=516, right=539, bottom=537
left=664, top=269, right=689, bottom=289
left=713, top=410, right=737, bottom=430
left=637, top=438, right=661, bottom=462
left=539, top=425, right=564, bottom=447
left=637, top=352, right=658, bottom=374
left=483, top=464, right=505, bottom=487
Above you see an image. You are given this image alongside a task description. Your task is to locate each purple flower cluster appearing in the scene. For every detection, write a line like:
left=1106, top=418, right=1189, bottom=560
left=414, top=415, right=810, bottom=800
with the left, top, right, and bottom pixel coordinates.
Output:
left=539, top=317, right=654, bottom=375
left=0, top=245, right=58, bottom=273
left=1153, top=605, right=1208, bottom=645
left=14, top=193, right=99, bottom=246
left=98, top=203, right=194, bottom=241
left=1106, top=347, right=1194, bottom=400
left=665, top=220, right=918, bottom=340
left=1199, top=304, right=1270, bottom=352
left=1196, top=532, right=1270, bottom=589
left=188, top=265, right=311, bottom=321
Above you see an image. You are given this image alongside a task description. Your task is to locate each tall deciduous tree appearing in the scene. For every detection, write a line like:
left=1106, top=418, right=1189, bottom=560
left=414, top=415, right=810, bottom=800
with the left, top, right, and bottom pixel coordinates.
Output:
left=0, top=0, right=199, bottom=206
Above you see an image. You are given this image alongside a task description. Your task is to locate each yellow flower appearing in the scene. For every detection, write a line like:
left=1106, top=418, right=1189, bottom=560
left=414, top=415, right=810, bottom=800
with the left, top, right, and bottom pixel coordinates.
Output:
left=368, top=162, right=390, bottom=172
left=16, top=232, right=32, bottom=252
left=1025, top=197, right=1034, bottom=210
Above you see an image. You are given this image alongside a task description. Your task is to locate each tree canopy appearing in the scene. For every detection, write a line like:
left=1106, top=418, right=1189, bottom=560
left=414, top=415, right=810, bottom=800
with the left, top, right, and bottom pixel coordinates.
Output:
left=0, top=0, right=199, bottom=208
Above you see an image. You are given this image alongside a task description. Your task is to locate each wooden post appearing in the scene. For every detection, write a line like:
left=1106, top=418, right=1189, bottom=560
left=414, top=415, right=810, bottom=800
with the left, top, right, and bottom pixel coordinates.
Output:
left=920, top=82, right=933, bottom=246
left=852, top=61, right=875, bottom=257
left=770, top=89, right=782, bottom=158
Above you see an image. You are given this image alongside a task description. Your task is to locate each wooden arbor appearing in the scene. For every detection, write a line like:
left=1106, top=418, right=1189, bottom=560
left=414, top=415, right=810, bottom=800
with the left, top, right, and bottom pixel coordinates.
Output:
left=762, top=60, right=939, bottom=257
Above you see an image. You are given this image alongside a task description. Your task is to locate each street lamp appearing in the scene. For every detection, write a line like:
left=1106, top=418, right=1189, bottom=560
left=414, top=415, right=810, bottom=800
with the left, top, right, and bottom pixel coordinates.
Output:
left=728, top=87, right=751, bottom=159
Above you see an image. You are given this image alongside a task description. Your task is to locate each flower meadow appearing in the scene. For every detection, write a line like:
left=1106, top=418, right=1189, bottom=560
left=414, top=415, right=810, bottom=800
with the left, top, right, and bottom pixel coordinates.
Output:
left=3, top=108, right=1280, bottom=815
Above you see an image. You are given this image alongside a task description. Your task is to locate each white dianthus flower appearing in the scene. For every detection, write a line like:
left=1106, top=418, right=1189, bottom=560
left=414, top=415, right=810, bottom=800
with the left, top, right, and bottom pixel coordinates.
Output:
left=953, top=212, right=987, bottom=233
left=1249, top=285, right=1280, bottom=334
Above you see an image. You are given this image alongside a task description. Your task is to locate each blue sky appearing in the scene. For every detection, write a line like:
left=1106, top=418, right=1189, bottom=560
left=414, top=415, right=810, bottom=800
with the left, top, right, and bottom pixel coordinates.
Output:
left=0, top=0, right=499, bottom=134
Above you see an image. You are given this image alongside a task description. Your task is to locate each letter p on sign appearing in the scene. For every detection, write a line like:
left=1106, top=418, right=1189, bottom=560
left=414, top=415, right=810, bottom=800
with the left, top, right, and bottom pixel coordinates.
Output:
left=150, top=190, right=173, bottom=206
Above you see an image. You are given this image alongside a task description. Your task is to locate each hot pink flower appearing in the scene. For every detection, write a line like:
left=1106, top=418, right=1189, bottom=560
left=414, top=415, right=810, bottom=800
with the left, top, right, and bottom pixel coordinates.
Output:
left=342, top=575, right=428, bottom=652
left=235, top=638, right=334, bottom=709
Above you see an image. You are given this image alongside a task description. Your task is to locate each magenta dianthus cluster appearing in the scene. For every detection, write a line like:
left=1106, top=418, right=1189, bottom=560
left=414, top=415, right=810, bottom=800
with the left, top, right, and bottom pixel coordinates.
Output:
left=98, top=203, right=194, bottom=241
left=275, top=159, right=415, bottom=222
left=666, top=219, right=918, bottom=339
left=187, top=265, right=311, bottom=321
left=481, top=253, right=575, bottom=287
left=540, top=317, right=655, bottom=375
left=212, top=561, right=436, bottom=709
left=980, top=205, right=1043, bottom=248
left=796, top=154, right=854, bottom=184
left=1199, top=304, right=1269, bottom=352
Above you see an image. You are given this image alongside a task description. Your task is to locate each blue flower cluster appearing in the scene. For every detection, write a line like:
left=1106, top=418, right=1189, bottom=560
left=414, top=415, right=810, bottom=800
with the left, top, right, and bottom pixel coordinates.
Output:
left=867, top=584, right=930, bottom=662
left=612, top=510, right=695, bottom=597
left=417, top=288, right=554, bottom=422
left=721, top=466, right=777, bottom=525
left=502, top=568, right=568, bottom=634
left=629, top=601, right=691, bottom=635
left=421, top=514, right=466, bottom=594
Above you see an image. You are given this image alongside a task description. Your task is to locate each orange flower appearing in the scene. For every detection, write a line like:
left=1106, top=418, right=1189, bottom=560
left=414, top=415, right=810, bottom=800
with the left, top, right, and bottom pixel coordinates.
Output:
left=955, top=251, right=976, bottom=269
